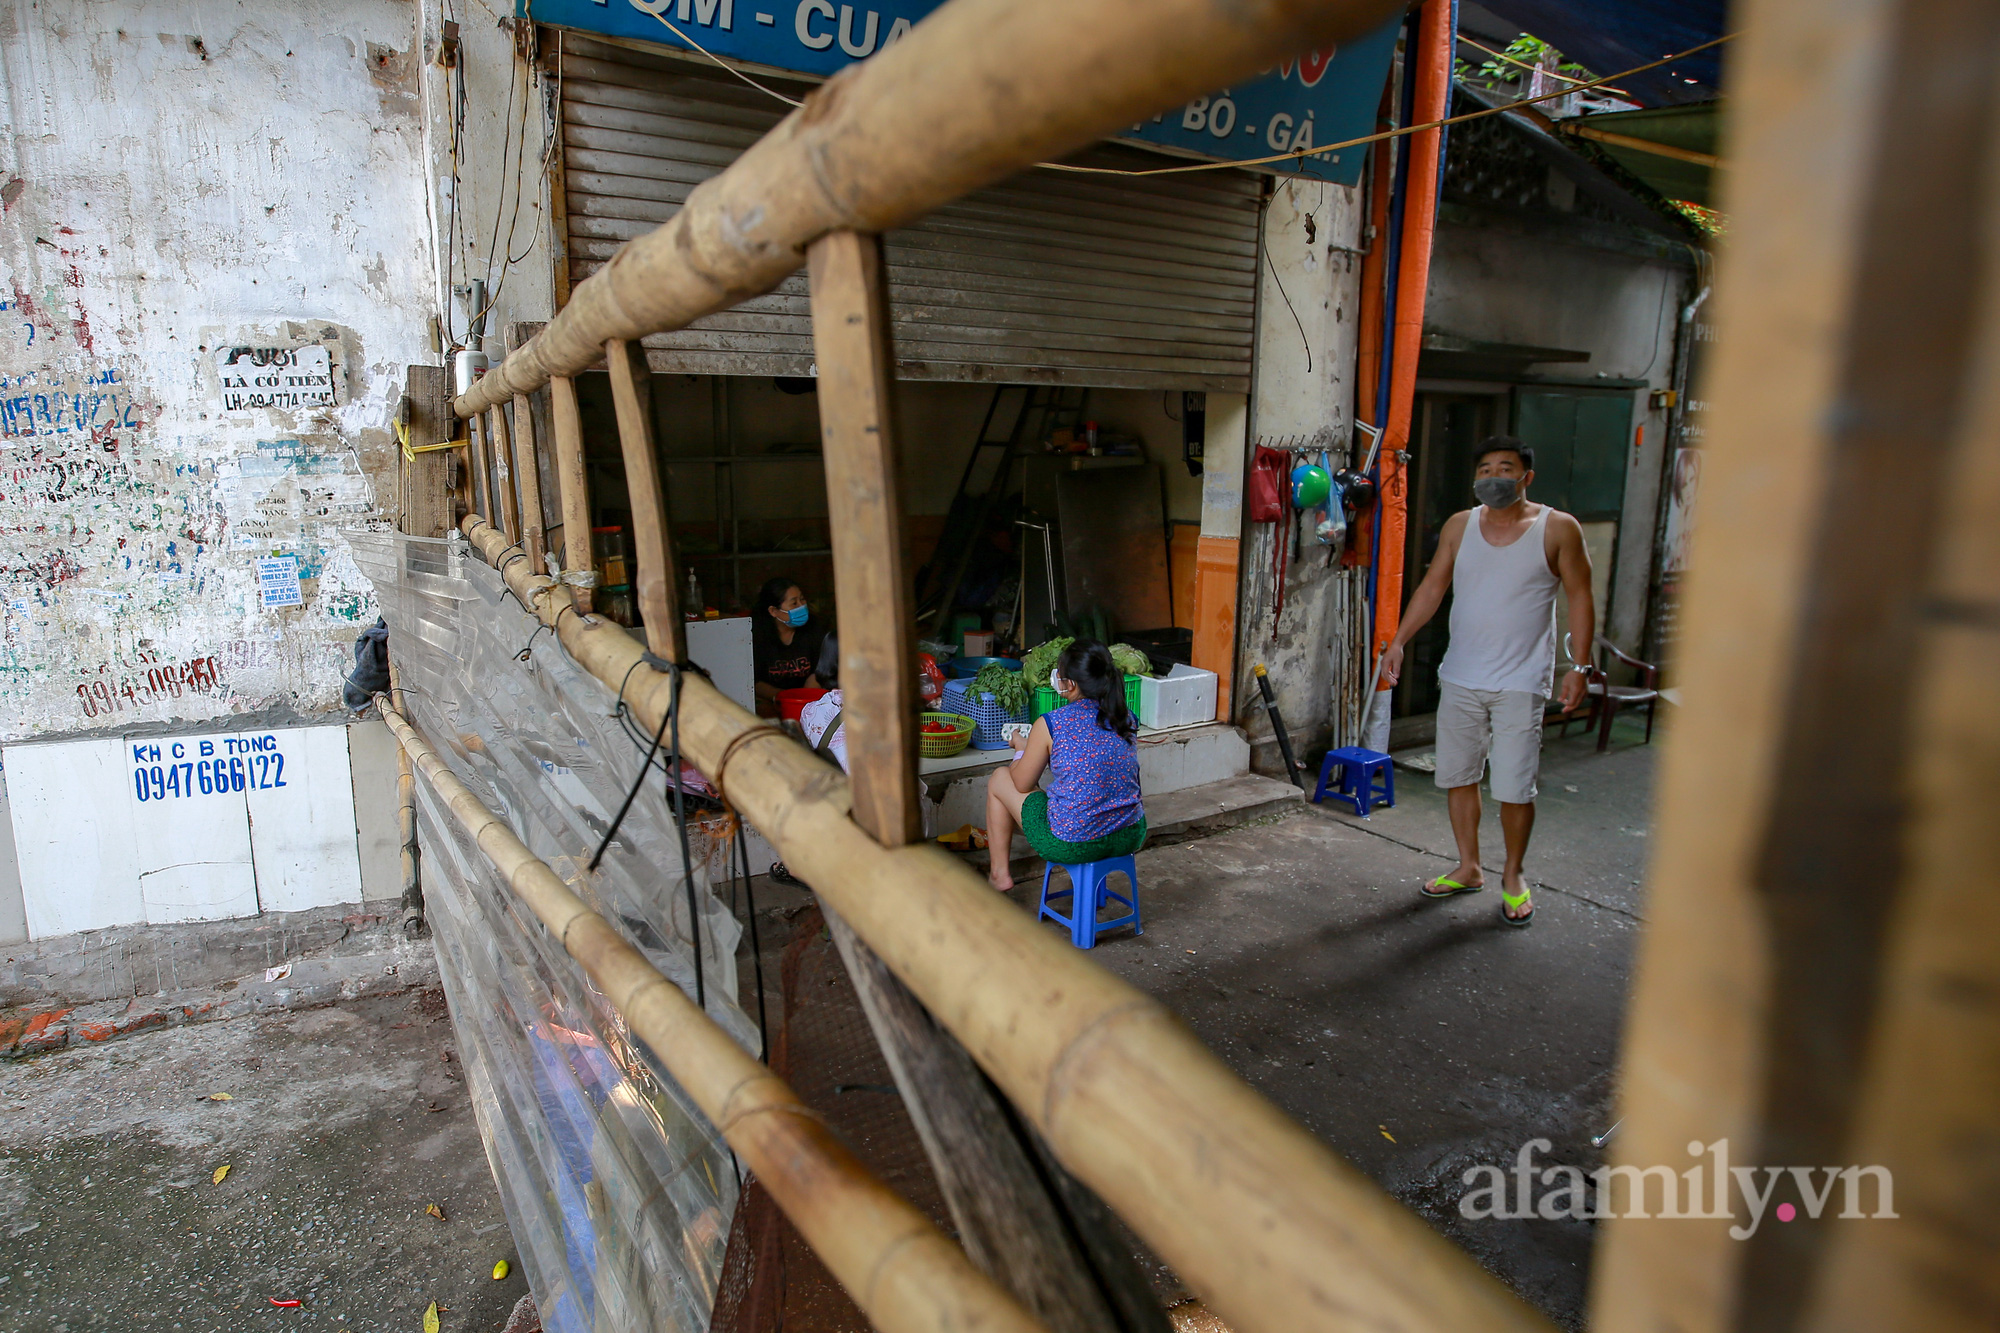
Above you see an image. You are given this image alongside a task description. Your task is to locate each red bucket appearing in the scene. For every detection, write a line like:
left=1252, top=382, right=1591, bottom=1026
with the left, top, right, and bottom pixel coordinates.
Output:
left=777, top=687, right=829, bottom=721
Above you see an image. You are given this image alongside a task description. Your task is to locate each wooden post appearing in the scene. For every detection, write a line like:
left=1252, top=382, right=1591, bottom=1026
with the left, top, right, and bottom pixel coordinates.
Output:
left=401, top=365, right=455, bottom=539
left=511, top=391, right=549, bottom=573
left=1590, top=1, right=2000, bottom=1329
left=487, top=405, right=521, bottom=542
left=605, top=338, right=684, bottom=662
left=808, top=230, right=920, bottom=842
left=467, top=410, right=492, bottom=523
left=549, top=374, right=595, bottom=611
left=809, top=230, right=1170, bottom=1333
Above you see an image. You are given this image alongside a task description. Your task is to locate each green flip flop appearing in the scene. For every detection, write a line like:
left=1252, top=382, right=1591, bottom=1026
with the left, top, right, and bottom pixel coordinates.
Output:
left=1420, top=875, right=1483, bottom=899
left=1501, top=887, right=1535, bottom=927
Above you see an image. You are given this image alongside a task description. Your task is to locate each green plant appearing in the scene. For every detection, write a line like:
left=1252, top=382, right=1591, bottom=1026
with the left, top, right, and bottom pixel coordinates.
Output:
left=1021, top=636, right=1072, bottom=688
left=1109, top=643, right=1155, bottom=678
left=972, top=662, right=1029, bottom=715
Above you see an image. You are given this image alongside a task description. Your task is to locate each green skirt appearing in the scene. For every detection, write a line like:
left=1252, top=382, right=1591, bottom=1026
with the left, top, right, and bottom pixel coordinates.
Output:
left=1021, top=790, right=1147, bottom=865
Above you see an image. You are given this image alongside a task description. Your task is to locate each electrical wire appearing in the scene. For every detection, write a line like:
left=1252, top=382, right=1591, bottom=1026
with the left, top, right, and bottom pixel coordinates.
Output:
left=1264, top=245, right=1311, bottom=375
left=1041, top=32, right=1736, bottom=177
left=637, top=7, right=803, bottom=107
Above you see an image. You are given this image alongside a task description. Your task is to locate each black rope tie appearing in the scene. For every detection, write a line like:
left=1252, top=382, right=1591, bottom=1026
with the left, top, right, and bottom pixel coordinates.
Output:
left=734, top=820, right=769, bottom=1065
left=588, top=652, right=710, bottom=1013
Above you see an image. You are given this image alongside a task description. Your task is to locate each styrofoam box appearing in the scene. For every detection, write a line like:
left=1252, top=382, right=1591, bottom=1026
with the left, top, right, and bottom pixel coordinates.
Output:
left=1138, top=663, right=1218, bottom=730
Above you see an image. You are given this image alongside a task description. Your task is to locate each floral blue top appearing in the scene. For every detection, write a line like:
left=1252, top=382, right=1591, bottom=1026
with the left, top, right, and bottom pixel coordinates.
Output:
left=1043, top=701, right=1143, bottom=841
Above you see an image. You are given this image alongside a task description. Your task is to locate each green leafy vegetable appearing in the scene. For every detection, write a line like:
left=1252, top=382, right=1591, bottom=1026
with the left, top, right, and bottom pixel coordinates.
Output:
left=1021, top=637, right=1072, bottom=688
left=1109, top=643, right=1155, bottom=678
left=972, top=663, right=1030, bottom=715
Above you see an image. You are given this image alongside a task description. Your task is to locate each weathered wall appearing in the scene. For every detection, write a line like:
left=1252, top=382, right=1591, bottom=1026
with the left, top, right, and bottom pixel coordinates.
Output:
left=0, top=0, right=436, bottom=739
left=1424, top=219, right=1692, bottom=650
left=1238, top=177, right=1369, bottom=769
left=416, top=0, right=557, bottom=368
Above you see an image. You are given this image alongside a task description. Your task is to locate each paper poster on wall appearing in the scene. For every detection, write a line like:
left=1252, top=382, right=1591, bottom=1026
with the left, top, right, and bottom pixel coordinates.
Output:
left=525, top=0, right=1400, bottom=183
left=1660, top=448, right=1700, bottom=576
left=218, top=345, right=337, bottom=412
left=257, top=555, right=304, bottom=608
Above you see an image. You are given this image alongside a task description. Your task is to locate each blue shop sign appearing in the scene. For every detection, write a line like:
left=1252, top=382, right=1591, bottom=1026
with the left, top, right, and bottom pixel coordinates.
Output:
left=528, top=0, right=1400, bottom=184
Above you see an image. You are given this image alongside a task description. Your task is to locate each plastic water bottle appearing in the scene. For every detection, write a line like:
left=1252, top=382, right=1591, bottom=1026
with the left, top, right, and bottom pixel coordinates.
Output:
left=685, top=568, right=702, bottom=620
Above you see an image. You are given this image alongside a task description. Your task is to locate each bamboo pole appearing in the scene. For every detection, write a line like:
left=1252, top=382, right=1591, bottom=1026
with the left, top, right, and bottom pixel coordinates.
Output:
left=451, top=0, right=1406, bottom=419
left=467, top=411, right=492, bottom=523
left=1591, top=0, right=2000, bottom=1327
left=605, top=338, right=685, bottom=662
left=377, top=702, right=1046, bottom=1333
left=548, top=374, right=595, bottom=611
left=807, top=230, right=1163, bottom=1330
left=456, top=512, right=1550, bottom=1333
left=487, top=406, right=521, bottom=541
left=512, top=391, right=549, bottom=575
left=807, top=230, right=920, bottom=843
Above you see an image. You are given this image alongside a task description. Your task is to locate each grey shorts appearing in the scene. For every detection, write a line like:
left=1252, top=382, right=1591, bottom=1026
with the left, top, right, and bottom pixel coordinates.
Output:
left=1434, top=681, right=1545, bottom=804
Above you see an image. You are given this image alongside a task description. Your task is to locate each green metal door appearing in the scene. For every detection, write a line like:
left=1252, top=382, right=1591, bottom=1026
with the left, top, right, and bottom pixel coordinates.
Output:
left=1511, top=388, right=1634, bottom=521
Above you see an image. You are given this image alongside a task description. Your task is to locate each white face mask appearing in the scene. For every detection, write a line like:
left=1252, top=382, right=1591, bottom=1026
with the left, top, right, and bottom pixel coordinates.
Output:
left=1049, top=669, right=1064, bottom=692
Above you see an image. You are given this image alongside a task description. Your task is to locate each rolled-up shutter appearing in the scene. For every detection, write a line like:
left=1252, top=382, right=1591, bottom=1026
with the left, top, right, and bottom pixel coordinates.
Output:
left=550, top=33, right=1260, bottom=392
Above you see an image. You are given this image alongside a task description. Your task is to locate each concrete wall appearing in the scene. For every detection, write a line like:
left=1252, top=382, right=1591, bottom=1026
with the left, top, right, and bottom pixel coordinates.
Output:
left=0, top=0, right=439, bottom=939
left=1237, top=177, right=1369, bottom=767
left=1423, top=218, right=1693, bottom=650
left=0, top=0, right=435, bottom=737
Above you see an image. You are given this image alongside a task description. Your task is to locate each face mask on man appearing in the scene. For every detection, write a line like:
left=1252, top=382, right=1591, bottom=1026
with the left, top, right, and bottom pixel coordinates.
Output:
left=786, top=605, right=810, bottom=628
left=1474, top=476, right=1521, bottom=509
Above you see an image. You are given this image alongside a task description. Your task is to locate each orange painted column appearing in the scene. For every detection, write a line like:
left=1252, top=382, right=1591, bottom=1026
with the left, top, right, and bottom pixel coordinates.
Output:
left=1372, top=0, right=1454, bottom=664
left=1191, top=534, right=1241, bottom=719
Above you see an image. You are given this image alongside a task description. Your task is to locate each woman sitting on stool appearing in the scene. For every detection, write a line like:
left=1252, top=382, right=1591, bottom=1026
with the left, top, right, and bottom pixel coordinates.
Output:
left=986, top=640, right=1146, bottom=892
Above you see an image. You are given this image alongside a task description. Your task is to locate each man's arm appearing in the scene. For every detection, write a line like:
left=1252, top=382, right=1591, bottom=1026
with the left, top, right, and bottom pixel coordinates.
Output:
left=1379, top=511, right=1466, bottom=686
left=1552, top=512, right=1595, bottom=714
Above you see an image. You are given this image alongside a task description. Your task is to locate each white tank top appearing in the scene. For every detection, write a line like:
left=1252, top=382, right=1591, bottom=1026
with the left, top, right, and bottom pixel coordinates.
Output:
left=1437, top=505, right=1559, bottom=696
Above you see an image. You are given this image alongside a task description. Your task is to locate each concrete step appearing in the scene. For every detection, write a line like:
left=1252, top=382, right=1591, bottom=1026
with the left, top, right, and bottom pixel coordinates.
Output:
left=1143, top=772, right=1306, bottom=845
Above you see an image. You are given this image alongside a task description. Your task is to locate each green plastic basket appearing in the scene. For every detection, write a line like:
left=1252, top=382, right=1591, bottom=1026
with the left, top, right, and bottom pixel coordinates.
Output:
left=919, top=712, right=976, bottom=758
left=1032, top=676, right=1142, bottom=720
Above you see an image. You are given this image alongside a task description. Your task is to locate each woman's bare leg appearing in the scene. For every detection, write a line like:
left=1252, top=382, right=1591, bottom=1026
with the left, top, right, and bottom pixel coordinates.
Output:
left=985, top=767, right=1030, bottom=891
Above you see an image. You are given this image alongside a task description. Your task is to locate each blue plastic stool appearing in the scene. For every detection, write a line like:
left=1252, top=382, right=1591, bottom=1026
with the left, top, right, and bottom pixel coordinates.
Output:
left=1313, top=746, right=1396, bottom=816
left=1038, top=855, right=1141, bottom=949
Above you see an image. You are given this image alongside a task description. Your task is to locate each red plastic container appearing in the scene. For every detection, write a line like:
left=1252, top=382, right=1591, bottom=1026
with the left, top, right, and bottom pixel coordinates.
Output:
left=777, top=687, right=829, bottom=721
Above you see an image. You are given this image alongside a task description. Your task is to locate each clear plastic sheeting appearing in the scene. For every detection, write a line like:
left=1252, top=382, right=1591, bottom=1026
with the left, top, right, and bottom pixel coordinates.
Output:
left=349, top=529, right=755, bottom=1333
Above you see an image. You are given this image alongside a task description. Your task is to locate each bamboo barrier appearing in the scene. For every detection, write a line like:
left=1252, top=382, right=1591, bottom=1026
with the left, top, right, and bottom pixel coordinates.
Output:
left=378, top=700, right=1047, bottom=1333
left=450, top=0, right=1404, bottom=419
left=455, top=514, right=1548, bottom=1333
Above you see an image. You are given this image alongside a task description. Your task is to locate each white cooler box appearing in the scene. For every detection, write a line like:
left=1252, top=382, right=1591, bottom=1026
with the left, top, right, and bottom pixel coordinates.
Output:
left=1137, top=663, right=1218, bottom=729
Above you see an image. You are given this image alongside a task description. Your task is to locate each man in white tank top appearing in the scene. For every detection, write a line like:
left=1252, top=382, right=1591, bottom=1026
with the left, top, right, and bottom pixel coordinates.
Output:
left=1379, top=437, right=1595, bottom=926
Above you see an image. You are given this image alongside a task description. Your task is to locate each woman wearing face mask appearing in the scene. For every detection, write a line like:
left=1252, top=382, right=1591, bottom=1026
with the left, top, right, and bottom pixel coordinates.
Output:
left=751, top=576, right=825, bottom=706
left=983, top=639, right=1146, bottom=892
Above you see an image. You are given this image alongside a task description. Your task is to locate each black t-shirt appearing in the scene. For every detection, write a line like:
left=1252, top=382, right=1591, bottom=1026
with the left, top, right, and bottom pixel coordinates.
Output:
left=754, top=620, right=825, bottom=691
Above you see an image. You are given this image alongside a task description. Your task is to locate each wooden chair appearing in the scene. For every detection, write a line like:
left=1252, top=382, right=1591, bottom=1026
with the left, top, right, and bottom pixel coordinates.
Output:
left=1564, top=633, right=1661, bottom=752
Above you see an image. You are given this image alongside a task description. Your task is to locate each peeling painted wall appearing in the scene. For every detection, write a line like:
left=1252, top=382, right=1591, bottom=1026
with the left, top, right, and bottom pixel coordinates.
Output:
left=0, top=0, right=435, bottom=740
left=1238, top=178, right=1369, bottom=770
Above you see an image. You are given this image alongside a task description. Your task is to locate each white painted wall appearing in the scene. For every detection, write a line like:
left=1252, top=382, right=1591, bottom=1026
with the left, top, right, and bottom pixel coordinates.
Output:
left=414, top=0, right=558, bottom=362
left=1238, top=177, right=1369, bottom=760
left=5, top=723, right=367, bottom=939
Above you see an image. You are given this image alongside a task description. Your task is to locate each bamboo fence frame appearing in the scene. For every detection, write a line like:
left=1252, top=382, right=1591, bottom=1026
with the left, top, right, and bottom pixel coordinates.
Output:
left=432, top=0, right=1559, bottom=1328
left=448, top=511, right=1546, bottom=1333
left=380, top=701, right=1046, bottom=1333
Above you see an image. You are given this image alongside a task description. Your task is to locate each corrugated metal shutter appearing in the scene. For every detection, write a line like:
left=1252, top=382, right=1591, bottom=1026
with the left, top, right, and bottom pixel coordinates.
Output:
left=549, top=33, right=1261, bottom=392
